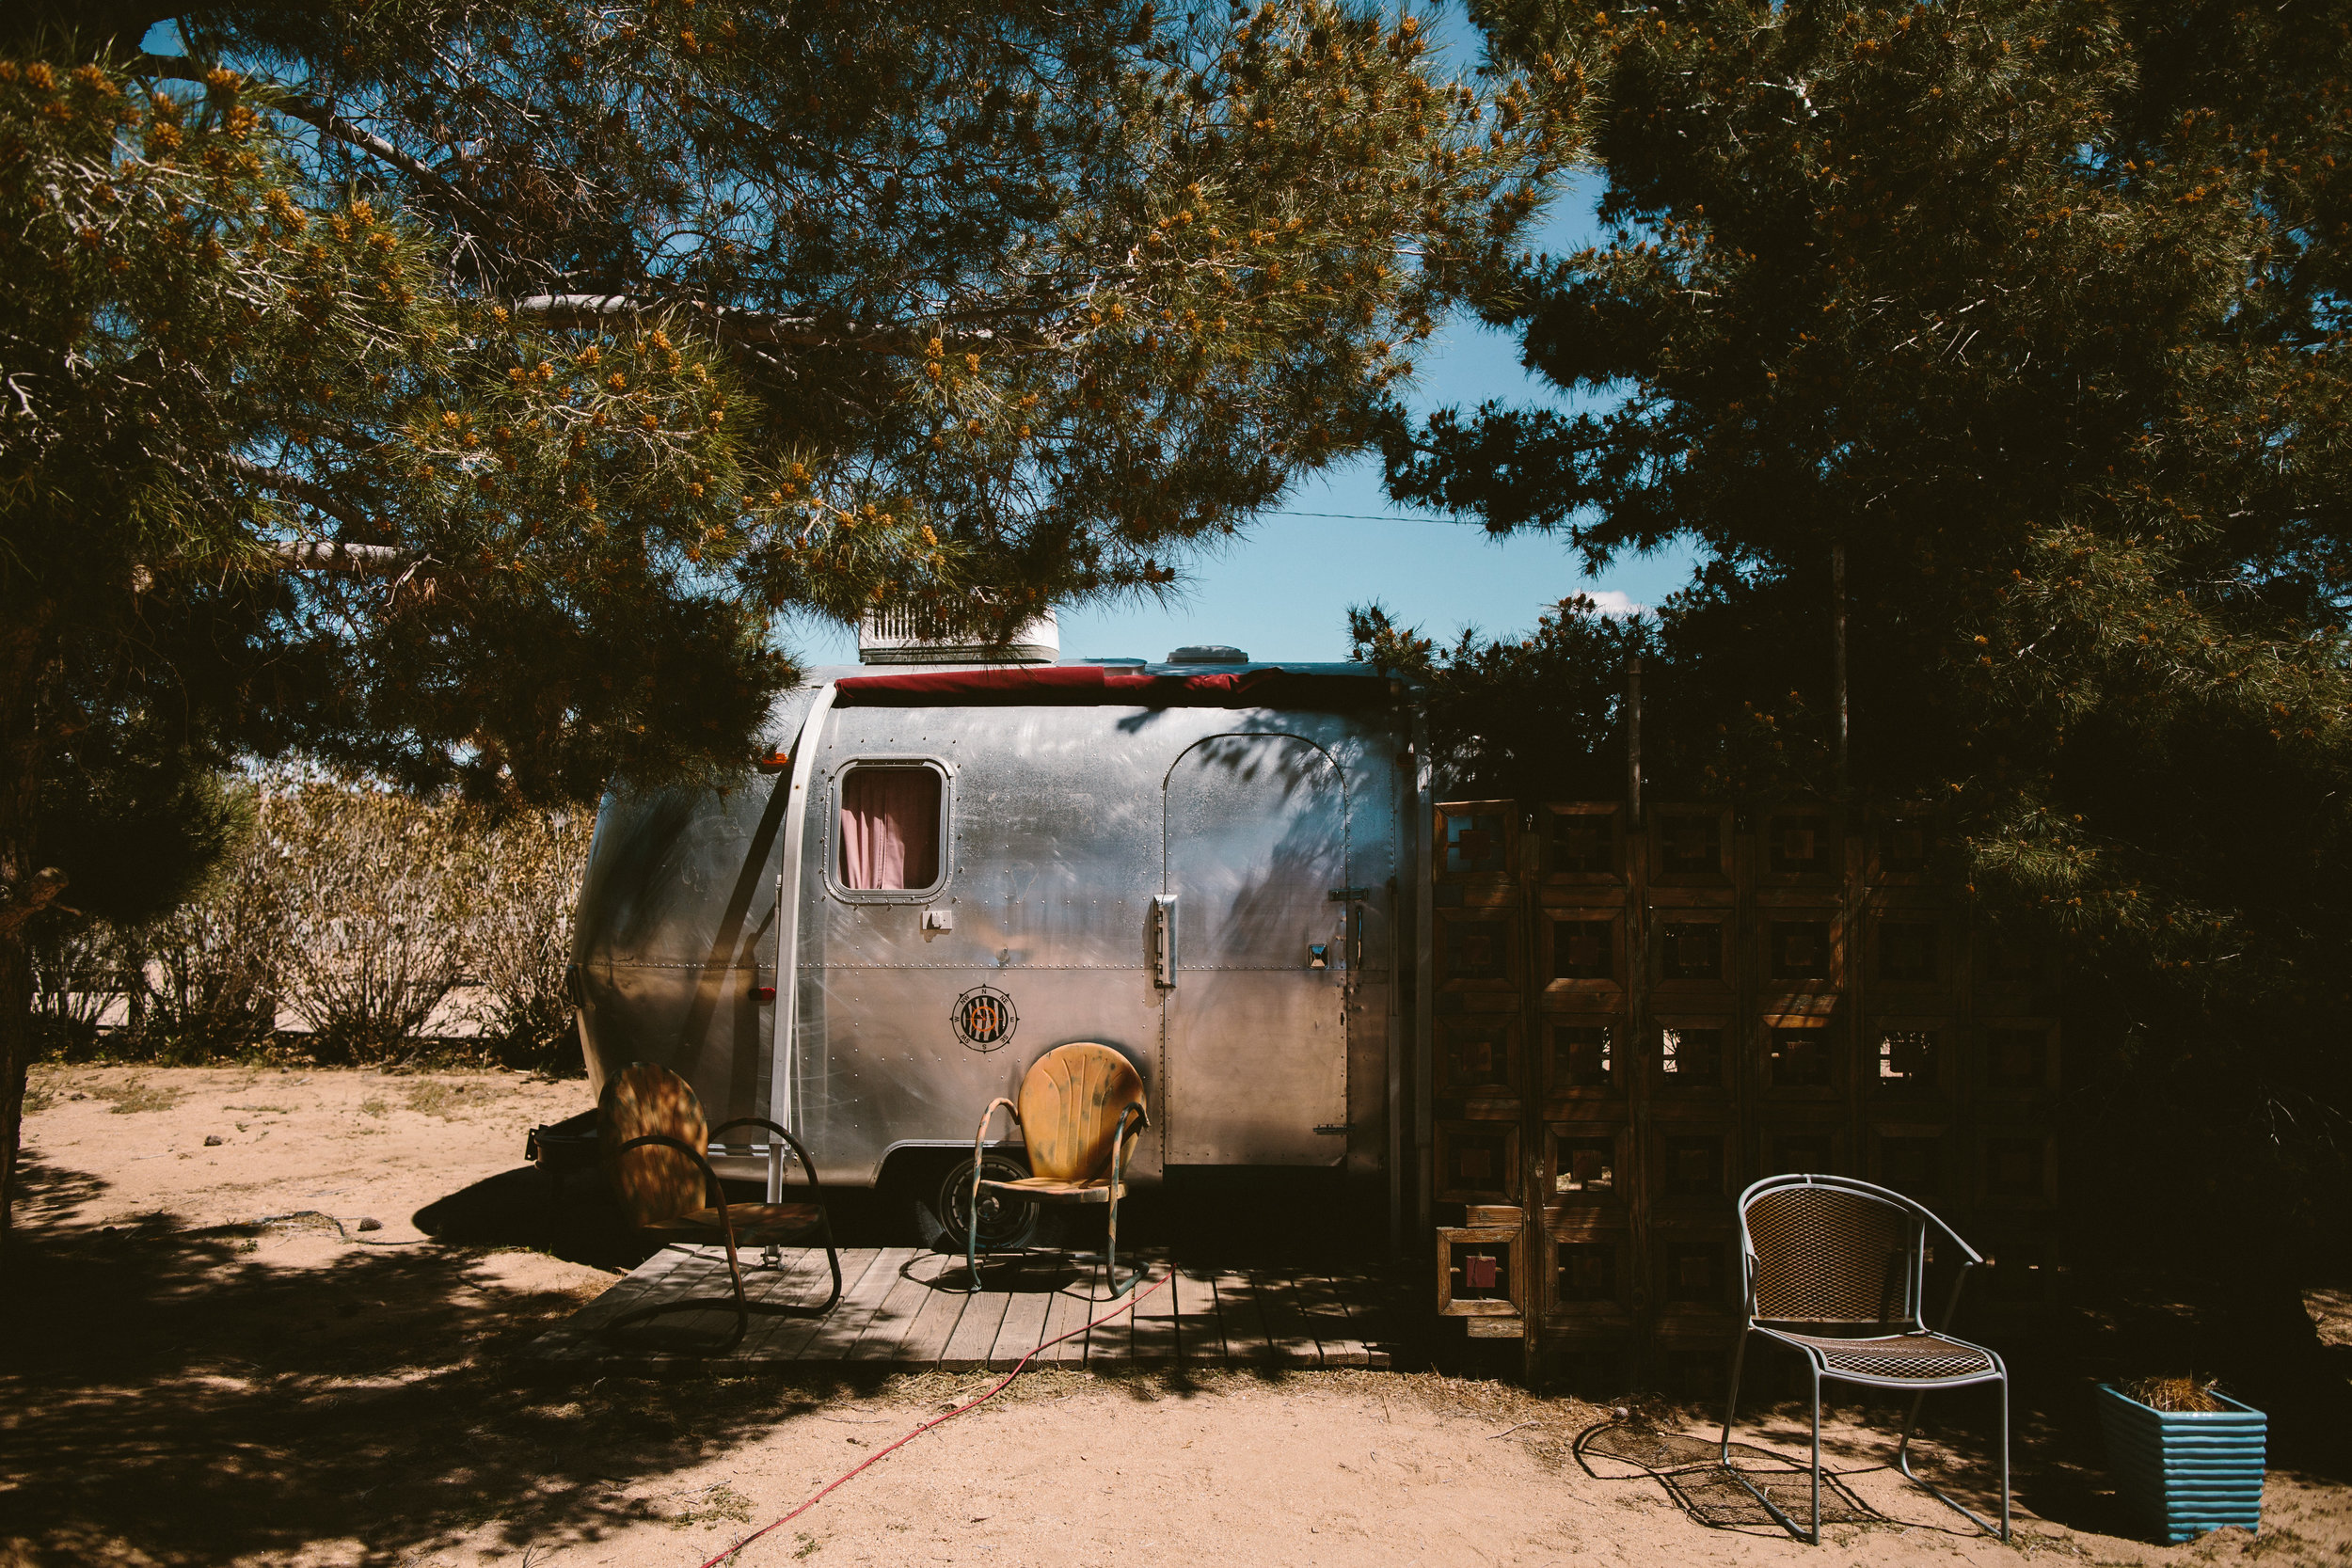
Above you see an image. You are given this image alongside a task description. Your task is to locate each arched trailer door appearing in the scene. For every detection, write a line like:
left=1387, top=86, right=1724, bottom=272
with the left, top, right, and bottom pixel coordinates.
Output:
left=1160, top=732, right=1351, bottom=1164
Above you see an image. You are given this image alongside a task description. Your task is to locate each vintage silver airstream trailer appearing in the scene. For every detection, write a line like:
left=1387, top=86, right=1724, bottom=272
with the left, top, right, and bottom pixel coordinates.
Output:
left=570, top=615, right=1430, bottom=1246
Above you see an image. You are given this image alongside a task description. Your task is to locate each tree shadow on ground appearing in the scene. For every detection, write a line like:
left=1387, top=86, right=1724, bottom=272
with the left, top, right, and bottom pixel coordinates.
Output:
left=0, top=1152, right=935, bottom=1566
left=8, top=1132, right=2343, bottom=1563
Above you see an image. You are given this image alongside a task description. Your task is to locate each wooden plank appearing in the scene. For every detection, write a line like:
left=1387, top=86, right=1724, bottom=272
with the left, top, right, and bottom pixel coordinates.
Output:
left=733, top=1246, right=840, bottom=1359
left=1129, top=1261, right=1181, bottom=1362
left=846, top=1251, right=930, bottom=1362
left=1248, top=1268, right=1322, bottom=1366
left=757, top=1245, right=894, bottom=1363
left=1170, top=1266, right=1224, bottom=1363
left=1294, top=1272, right=1368, bottom=1368
left=988, top=1250, right=1065, bottom=1370
left=620, top=1246, right=739, bottom=1347
left=763, top=1247, right=892, bottom=1363
left=892, top=1255, right=972, bottom=1368
left=1034, top=1272, right=1099, bottom=1365
left=690, top=1248, right=773, bottom=1344
left=1083, top=1272, right=1136, bottom=1366
left=806, top=1247, right=913, bottom=1362
left=1212, top=1270, right=1275, bottom=1365
left=1317, top=1269, right=1395, bottom=1369
left=939, top=1271, right=1014, bottom=1370
left=565, top=1246, right=695, bottom=1333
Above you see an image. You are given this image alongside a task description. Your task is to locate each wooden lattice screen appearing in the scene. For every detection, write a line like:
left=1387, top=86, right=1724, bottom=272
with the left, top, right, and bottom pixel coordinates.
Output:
left=1425, top=800, right=2064, bottom=1391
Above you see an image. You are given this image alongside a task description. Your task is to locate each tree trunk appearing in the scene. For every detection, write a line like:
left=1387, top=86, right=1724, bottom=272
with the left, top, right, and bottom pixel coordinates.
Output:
left=0, top=612, right=55, bottom=1248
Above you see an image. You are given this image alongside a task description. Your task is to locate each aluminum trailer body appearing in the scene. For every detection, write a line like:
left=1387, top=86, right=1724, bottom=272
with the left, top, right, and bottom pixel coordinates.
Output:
left=571, top=658, right=1425, bottom=1226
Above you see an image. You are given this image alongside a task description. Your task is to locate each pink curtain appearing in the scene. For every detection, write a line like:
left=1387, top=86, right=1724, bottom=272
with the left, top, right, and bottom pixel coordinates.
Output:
left=839, top=768, right=940, bottom=890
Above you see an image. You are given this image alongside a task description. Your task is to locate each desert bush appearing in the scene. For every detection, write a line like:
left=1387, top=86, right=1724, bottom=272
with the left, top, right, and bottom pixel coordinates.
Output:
left=30, top=775, right=593, bottom=1066
left=26, top=918, right=136, bottom=1059
left=273, top=784, right=475, bottom=1063
left=459, top=807, right=592, bottom=1069
left=137, top=798, right=291, bottom=1060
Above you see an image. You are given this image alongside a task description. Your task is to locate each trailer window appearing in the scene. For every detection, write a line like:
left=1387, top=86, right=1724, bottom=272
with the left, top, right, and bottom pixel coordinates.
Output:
left=838, top=765, right=943, bottom=891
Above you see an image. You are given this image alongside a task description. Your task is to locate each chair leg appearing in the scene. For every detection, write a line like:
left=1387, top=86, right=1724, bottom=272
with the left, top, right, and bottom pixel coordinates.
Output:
left=1892, top=1374, right=2010, bottom=1543
left=1103, top=1187, right=1141, bottom=1299
left=1719, top=1328, right=1750, bottom=1463
left=814, top=1204, right=844, bottom=1313
left=966, top=1173, right=983, bottom=1295
left=1104, top=1184, right=1120, bottom=1296
left=1715, top=1335, right=1819, bottom=1546
left=1998, top=1373, right=2011, bottom=1542
left=717, top=1221, right=750, bottom=1345
left=1809, top=1367, right=1823, bottom=1546
left=1894, top=1388, right=1929, bottom=1473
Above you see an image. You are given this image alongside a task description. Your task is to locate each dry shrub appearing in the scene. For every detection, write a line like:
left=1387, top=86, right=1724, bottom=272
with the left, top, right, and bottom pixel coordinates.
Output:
left=2122, top=1374, right=2229, bottom=1413
left=137, top=806, right=290, bottom=1060
left=27, top=919, right=135, bottom=1058
left=459, top=807, right=591, bottom=1067
left=274, top=784, right=474, bottom=1063
left=33, top=776, right=592, bottom=1067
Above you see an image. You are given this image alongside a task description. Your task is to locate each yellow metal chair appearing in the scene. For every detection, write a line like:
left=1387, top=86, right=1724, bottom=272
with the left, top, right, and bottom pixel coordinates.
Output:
left=598, top=1062, right=842, bottom=1344
left=967, top=1042, right=1149, bottom=1296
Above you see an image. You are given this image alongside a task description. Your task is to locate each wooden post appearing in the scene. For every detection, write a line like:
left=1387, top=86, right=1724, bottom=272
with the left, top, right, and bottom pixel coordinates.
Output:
left=1627, top=652, right=1644, bottom=831
left=1833, top=543, right=1849, bottom=800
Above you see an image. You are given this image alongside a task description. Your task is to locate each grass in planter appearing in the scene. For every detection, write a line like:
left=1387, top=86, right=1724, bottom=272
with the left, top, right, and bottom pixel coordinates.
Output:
left=2122, top=1374, right=2228, bottom=1412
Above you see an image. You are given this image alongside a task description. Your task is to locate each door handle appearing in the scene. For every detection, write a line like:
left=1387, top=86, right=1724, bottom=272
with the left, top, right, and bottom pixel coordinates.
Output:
left=1151, top=894, right=1179, bottom=989
left=1327, top=888, right=1366, bottom=973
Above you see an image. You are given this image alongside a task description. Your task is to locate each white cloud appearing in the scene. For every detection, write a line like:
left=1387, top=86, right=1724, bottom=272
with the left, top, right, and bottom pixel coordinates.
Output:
left=1581, top=590, right=1649, bottom=618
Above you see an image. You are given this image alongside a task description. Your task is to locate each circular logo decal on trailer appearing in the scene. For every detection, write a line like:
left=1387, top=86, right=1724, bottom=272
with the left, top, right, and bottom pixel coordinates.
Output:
left=950, top=985, right=1018, bottom=1053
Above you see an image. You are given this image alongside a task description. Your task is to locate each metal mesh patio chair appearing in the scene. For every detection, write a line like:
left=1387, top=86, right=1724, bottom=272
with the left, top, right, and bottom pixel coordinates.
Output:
left=1721, top=1173, right=2009, bottom=1544
left=967, top=1042, right=1149, bottom=1296
left=597, top=1062, right=843, bottom=1345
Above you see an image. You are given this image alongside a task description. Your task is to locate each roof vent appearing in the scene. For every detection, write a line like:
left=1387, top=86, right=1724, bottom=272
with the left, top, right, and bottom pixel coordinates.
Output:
left=859, top=606, right=1058, bottom=665
left=1167, top=644, right=1249, bottom=664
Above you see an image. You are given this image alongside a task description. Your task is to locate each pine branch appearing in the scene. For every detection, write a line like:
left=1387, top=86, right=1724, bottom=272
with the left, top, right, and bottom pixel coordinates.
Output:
left=507, top=294, right=1025, bottom=356
left=223, top=459, right=418, bottom=574
left=134, top=56, right=488, bottom=230
left=0, top=868, right=69, bottom=939
left=262, top=540, right=415, bottom=573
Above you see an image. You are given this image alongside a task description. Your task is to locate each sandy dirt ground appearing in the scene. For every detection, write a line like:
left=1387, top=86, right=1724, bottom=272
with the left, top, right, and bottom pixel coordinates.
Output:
left=4, top=1064, right=2348, bottom=1567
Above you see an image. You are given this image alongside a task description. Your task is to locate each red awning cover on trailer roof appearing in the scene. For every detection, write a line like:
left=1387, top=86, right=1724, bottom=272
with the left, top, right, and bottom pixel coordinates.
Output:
left=831, top=665, right=1380, bottom=708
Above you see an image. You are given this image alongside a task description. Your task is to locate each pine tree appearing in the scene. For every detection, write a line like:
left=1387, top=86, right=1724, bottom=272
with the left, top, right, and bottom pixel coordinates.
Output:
left=0, top=5, right=1571, bottom=1234
left=1384, top=0, right=2352, bottom=1254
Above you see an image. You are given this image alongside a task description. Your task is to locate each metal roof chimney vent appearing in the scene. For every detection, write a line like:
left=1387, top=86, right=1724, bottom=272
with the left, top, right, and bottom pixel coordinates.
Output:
left=858, top=606, right=1059, bottom=665
left=1167, top=643, right=1249, bottom=664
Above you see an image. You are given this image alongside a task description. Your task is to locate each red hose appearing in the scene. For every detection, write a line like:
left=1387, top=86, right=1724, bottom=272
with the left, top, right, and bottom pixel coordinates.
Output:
left=694, top=1268, right=1173, bottom=1568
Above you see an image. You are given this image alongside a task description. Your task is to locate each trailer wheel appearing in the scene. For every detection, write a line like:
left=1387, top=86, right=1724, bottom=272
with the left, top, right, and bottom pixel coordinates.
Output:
left=908, top=1153, right=1066, bottom=1253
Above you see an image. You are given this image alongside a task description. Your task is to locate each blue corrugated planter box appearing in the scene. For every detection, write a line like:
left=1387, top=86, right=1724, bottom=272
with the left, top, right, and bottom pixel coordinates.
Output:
left=2094, top=1383, right=2266, bottom=1544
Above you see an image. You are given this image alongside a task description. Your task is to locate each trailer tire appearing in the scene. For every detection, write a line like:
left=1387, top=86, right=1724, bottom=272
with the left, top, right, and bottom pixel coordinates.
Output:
left=906, top=1152, right=1067, bottom=1254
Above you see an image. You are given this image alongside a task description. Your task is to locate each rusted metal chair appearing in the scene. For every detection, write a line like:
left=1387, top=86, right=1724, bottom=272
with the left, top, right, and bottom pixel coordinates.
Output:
left=967, top=1042, right=1149, bottom=1296
left=598, top=1062, right=842, bottom=1344
left=1721, top=1173, right=2009, bottom=1544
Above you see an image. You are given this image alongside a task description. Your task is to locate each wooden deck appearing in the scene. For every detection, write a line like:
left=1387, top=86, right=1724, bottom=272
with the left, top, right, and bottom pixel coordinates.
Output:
left=524, top=1245, right=1403, bottom=1371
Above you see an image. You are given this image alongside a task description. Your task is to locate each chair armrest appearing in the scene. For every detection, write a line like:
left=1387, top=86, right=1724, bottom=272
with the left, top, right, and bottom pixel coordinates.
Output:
left=709, top=1117, right=829, bottom=1197
left=1111, top=1102, right=1146, bottom=1186
left=1931, top=1255, right=1985, bottom=1334
left=973, top=1096, right=1020, bottom=1196
left=1916, top=1206, right=1985, bottom=1269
